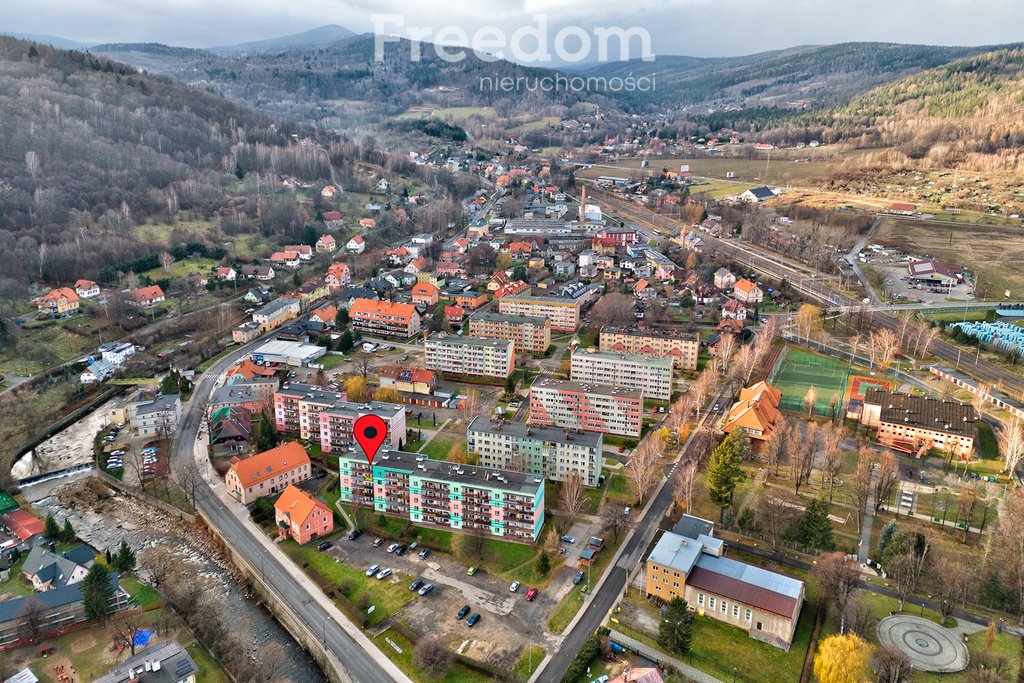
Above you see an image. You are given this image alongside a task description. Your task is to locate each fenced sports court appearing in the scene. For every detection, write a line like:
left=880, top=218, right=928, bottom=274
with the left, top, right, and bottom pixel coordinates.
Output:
left=769, top=346, right=851, bottom=416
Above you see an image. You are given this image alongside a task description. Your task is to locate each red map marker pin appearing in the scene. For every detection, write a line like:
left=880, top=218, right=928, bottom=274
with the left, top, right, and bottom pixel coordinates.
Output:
left=354, top=414, right=387, bottom=465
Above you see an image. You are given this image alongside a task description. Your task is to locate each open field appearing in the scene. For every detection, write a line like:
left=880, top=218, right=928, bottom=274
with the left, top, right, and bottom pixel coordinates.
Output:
left=397, top=106, right=496, bottom=121
left=143, top=256, right=221, bottom=280
left=874, top=216, right=1024, bottom=299
left=573, top=156, right=836, bottom=187
left=509, top=116, right=560, bottom=132
left=771, top=347, right=849, bottom=414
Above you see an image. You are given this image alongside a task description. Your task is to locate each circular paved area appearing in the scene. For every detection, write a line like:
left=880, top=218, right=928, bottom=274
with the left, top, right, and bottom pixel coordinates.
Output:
left=877, top=615, right=969, bottom=673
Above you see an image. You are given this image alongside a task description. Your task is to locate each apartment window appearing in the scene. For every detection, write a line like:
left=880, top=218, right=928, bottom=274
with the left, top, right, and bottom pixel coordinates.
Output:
left=745, top=609, right=752, bottom=622
left=697, top=593, right=704, bottom=607
left=721, top=601, right=727, bottom=614
left=708, top=597, right=715, bottom=610
left=732, top=605, right=740, bottom=618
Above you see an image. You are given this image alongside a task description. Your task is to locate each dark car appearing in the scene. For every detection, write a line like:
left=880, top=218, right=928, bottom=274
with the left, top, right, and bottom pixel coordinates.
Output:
left=348, top=529, right=364, bottom=541
left=573, top=571, right=584, bottom=585
left=467, top=613, right=481, bottom=627
left=396, top=544, right=408, bottom=556
left=317, top=541, right=333, bottom=552
left=409, top=578, right=424, bottom=592
left=457, top=605, right=471, bottom=620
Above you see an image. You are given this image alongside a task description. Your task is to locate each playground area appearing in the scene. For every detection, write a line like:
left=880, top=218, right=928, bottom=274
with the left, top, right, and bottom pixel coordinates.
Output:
left=769, top=347, right=850, bottom=416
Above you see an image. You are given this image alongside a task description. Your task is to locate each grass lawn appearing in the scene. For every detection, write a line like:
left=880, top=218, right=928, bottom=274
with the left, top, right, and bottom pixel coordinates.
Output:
left=605, top=468, right=633, bottom=505
left=514, top=645, right=546, bottom=680
left=196, top=345, right=238, bottom=374
left=370, top=627, right=491, bottom=683
left=0, top=555, right=34, bottom=599
left=143, top=257, right=220, bottom=280
left=418, top=436, right=458, bottom=460
left=318, top=353, right=347, bottom=370
left=977, top=420, right=999, bottom=460
left=120, top=575, right=162, bottom=608
left=187, top=641, right=230, bottom=683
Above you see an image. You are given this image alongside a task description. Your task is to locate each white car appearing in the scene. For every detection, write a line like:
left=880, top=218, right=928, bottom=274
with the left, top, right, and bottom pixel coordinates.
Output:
left=366, top=564, right=380, bottom=577
left=623, top=507, right=632, bottom=516
left=376, top=568, right=393, bottom=580
left=509, top=581, right=521, bottom=593
left=387, top=543, right=400, bottom=553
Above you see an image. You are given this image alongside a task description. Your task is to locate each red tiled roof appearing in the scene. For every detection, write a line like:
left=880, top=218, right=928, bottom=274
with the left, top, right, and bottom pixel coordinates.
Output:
left=686, top=564, right=799, bottom=618
left=0, top=509, right=45, bottom=542
left=40, top=287, right=79, bottom=304
left=131, top=285, right=164, bottom=302
left=229, top=442, right=309, bottom=487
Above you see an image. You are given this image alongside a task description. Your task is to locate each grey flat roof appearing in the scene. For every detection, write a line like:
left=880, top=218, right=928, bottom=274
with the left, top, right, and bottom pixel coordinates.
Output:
left=572, top=349, right=675, bottom=369
left=470, top=312, right=549, bottom=326
left=134, top=394, right=179, bottom=415
left=253, top=339, right=324, bottom=358
left=530, top=375, right=644, bottom=399
left=254, top=297, right=299, bottom=316
left=647, top=531, right=703, bottom=575
left=467, top=416, right=602, bottom=448
left=498, top=294, right=580, bottom=306
left=426, top=333, right=514, bottom=350
left=338, top=449, right=543, bottom=496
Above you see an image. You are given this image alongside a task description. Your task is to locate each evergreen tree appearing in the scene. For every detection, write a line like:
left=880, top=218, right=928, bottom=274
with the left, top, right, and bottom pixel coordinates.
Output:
left=81, top=564, right=115, bottom=621
left=877, top=519, right=899, bottom=560
left=255, top=414, right=279, bottom=451
left=706, top=431, right=748, bottom=521
left=339, top=329, right=354, bottom=352
left=800, top=498, right=835, bottom=551
left=112, top=539, right=136, bottom=573
left=44, top=513, right=60, bottom=541
left=658, top=597, right=694, bottom=655
left=337, top=308, right=350, bottom=327
left=61, top=518, right=75, bottom=543
left=159, top=371, right=179, bottom=395
left=537, top=551, right=551, bottom=576
left=105, top=548, right=113, bottom=564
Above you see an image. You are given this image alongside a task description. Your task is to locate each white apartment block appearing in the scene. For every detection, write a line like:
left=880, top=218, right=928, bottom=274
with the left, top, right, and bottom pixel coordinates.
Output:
left=424, top=334, right=515, bottom=379
left=570, top=349, right=674, bottom=401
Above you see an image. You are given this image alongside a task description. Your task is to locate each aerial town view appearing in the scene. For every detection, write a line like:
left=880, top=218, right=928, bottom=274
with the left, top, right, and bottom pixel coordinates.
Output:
left=3, top=2, right=1024, bottom=682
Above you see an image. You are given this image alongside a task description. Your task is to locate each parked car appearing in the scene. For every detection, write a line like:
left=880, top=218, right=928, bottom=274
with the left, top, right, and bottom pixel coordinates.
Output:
left=573, top=571, right=585, bottom=585
left=348, top=529, right=363, bottom=541
left=466, top=613, right=481, bottom=627
left=396, top=544, right=408, bottom=556
left=373, top=538, right=384, bottom=547
left=366, top=564, right=380, bottom=577
left=418, top=548, right=431, bottom=559
left=525, top=588, right=538, bottom=601
left=409, top=541, right=418, bottom=550
left=417, top=583, right=434, bottom=596
left=375, top=568, right=393, bottom=580
left=409, top=578, right=424, bottom=592
left=561, top=535, right=576, bottom=544
left=467, top=566, right=478, bottom=576
left=509, top=581, right=520, bottom=593
left=110, top=450, right=125, bottom=456
left=623, top=507, right=631, bottom=516
left=317, top=541, right=333, bottom=552
left=387, top=543, right=399, bottom=553
left=457, top=605, right=471, bottom=620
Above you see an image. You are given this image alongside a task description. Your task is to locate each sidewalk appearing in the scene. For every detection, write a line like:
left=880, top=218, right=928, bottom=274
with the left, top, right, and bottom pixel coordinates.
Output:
left=191, top=432, right=412, bottom=683
left=607, top=629, right=724, bottom=683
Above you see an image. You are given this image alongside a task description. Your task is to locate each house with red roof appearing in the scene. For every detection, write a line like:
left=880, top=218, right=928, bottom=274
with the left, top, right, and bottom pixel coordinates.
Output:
left=358, top=218, right=376, bottom=229
left=322, top=210, right=343, bottom=226
left=733, top=278, right=763, bottom=304
left=347, top=235, right=366, bottom=253
left=315, top=234, right=337, bottom=253
left=283, top=245, right=313, bottom=261
left=411, top=282, right=440, bottom=306
left=270, top=251, right=300, bottom=269
left=215, top=267, right=236, bottom=281
left=404, top=257, right=429, bottom=275
left=445, top=306, right=465, bottom=327
left=36, top=287, right=80, bottom=318
left=325, top=263, right=351, bottom=290
left=274, top=484, right=333, bottom=544
left=128, top=285, right=165, bottom=308
left=225, top=441, right=311, bottom=504
left=74, top=280, right=100, bottom=299
left=309, top=305, right=339, bottom=327
left=722, top=298, right=748, bottom=320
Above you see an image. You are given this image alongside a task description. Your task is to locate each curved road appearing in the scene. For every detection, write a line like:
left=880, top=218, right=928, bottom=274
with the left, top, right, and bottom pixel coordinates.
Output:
left=173, top=336, right=399, bottom=683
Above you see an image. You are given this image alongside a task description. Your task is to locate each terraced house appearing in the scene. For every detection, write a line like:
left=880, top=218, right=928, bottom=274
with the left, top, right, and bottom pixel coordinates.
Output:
left=424, top=333, right=515, bottom=380
left=337, top=450, right=544, bottom=543
left=571, top=348, right=674, bottom=401
left=599, top=327, right=699, bottom=371
left=467, top=416, right=603, bottom=487
left=469, top=312, right=552, bottom=354
left=349, top=298, right=421, bottom=339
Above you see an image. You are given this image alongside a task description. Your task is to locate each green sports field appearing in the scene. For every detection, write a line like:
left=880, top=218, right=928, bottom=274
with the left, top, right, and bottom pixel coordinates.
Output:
left=771, top=347, right=850, bottom=414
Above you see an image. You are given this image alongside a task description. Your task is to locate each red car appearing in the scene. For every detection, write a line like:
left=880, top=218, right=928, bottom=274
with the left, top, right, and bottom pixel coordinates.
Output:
left=525, top=588, right=538, bottom=601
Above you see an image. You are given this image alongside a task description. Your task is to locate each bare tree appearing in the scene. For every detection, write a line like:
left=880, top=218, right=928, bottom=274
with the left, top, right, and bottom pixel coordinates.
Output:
left=999, top=418, right=1024, bottom=476
left=887, top=550, right=919, bottom=611
left=589, top=293, right=636, bottom=328
left=627, top=439, right=662, bottom=505
left=558, top=473, right=588, bottom=523
left=957, top=483, right=981, bottom=542
left=413, top=635, right=455, bottom=677
left=734, top=344, right=757, bottom=385
left=762, top=419, right=787, bottom=477
left=820, top=425, right=847, bottom=502
left=716, top=333, right=736, bottom=373
left=753, top=315, right=778, bottom=363
left=175, top=460, right=202, bottom=508
left=159, top=251, right=175, bottom=273
left=874, top=450, right=899, bottom=511
left=140, top=546, right=180, bottom=591
left=600, top=505, right=631, bottom=543
left=813, top=552, right=861, bottom=633
left=934, top=554, right=971, bottom=621
left=112, top=612, right=146, bottom=656
left=971, top=384, right=991, bottom=421
left=24, top=151, right=41, bottom=179
left=874, top=644, right=912, bottom=683
left=994, top=491, right=1024, bottom=623
left=18, top=598, right=46, bottom=641
left=255, top=642, right=289, bottom=683
left=758, top=495, right=796, bottom=550
left=673, top=459, right=699, bottom=513
left=852, top=447, right=874, bottom=532
left=790, top=422, right=818, bottom=494
left=804, top=386, right=818, bottom=418
left=867, top=328, right=899, bottom=371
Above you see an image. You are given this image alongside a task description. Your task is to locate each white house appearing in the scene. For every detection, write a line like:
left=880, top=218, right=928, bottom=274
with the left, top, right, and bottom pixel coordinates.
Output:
left=714, top=268, right=736, bottom=291
left=99, top=342, right=136, bottom=366
left=347, top=236, right=366, bottom=254
left=740, top=187, right=778, bottom=203
left=722, top=299, right=748, bottom=321
left=376, top=178, right=390, bottom=191
left=74, top=279, right=100, bottom=299
left=215, top=267, right=237, bottom=281
left=81, top=359, right=116, bottom=384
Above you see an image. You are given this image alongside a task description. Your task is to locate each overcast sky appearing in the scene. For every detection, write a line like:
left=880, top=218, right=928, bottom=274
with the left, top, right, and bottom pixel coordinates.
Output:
left=6, top=0, right=1024, bottom=59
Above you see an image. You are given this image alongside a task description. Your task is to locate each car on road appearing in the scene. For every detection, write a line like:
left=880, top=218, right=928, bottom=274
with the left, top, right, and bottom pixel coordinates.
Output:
left=561, top=535, right=576, bottom=544
left=617, top=445, right=626, bottom=453
left=373, top=538, right=384, bottom=547
left=573, top=571, right=585, bottom=585
left=348, top=529, right=363, bottom=541
left=418, top=548, right=431, bottom=559
left=110, top=450, right=125, bottom=456
left=457, top=605, right=471, bottom=620
left=401, top=353, right=408, bottom=361
left=508, top=399, right=521, bottom=409
left=366, top=564, right=380, bottom=577
left=509, top=581, right=520, bottom=592
left=317, top=541, right=333, bottom=551
left=467, top=566, right=478, bottom=576
left=409, top=578, right=424, bottom=592
left=375, top=568, right=393, bottom=580
left=713, top=402, right=721, bottom=411
left=387, top=543, right=400, bottom=553
left=466, top=613, right=481, bottom=627
left=417, top=583, right=434, bottom=596
left=525, top=588, right=538, bottom=601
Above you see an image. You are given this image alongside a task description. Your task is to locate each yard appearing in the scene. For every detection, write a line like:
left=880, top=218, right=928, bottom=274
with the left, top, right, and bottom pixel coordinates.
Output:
left=369, top=627, right=491, bottom=683
left=418, top=436, right=459, bottom=460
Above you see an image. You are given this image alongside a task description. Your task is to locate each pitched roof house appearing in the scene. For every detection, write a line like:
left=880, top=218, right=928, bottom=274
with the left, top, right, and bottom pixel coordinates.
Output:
left=225, top=441, right=312, bottom=504
left=37, top=287, right=79, bottom=318
left=274, top=484, right=334, bottom=545
left=21, top=545, right=93, bottom=592
left=74, top=280, right=100, bottom=299
left=128, top=285, right=165, bottom=308
left=722, top=381, right=782, bottom=441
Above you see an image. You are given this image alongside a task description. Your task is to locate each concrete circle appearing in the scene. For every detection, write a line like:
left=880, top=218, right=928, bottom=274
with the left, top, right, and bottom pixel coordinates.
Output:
left=877, top=615, right=969, bottom=673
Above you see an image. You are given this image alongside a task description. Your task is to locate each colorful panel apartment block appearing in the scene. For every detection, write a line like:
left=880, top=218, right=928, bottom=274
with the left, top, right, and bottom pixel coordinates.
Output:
left=274, top=383, right=406, bottom=452
left=424, top=333, right=515, bottom=380
left=467, top=416, right=603, bottom=487
left=337, top=450, right=544, bottom=543
left=469, top=312, right=552, bottom=354
left=529, top=376, right=644, bottom=438
left=599, top=327, right=699, bottom=371
left=570, top=348, right=674, bottom=401
left=497, top=294, right=580, bottom=332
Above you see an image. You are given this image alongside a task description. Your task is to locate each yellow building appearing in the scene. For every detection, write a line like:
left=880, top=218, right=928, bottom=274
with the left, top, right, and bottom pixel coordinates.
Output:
left=36, top=287, right=80, bottom=318
left=469, top=312, right=551, bottom=354
left=599, top=327, right=699, bottom=371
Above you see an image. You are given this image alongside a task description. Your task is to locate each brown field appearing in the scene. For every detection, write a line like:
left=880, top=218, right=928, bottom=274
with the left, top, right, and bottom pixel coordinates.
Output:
left=874, top=216, right=1024, bottom=298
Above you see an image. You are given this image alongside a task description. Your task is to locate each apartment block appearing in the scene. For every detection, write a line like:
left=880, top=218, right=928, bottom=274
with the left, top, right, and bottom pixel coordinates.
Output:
left=497, top=294, right=580, bottom=332
left=424, top=333, right=515, bottom=380
left=571, top=348, right=674, bottom=401
left=337, top=450, right=544, bottom=543
left=349, top=298, right=421, bottom=339
left=225, top=441, right=311, bottom=504
left=529, top=376, right=644, bottom=438
left=274, top=383, right=406, bottom=451
left=467, top=416, right=603, bottom=487
left=469, top=312, right=552, bottom=354
left=599, top=327, right=699, bottom=371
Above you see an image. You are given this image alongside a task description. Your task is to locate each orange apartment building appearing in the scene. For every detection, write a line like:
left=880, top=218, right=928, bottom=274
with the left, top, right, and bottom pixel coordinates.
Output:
left=468, top=312, right=551, bottom=354
left=349, top=298, right=421, bottom=339
left=274, top=484, right=334, bottom=544
left=599, top=327, right=699, bottom=371
left=225, top=441, right=312, bottom=504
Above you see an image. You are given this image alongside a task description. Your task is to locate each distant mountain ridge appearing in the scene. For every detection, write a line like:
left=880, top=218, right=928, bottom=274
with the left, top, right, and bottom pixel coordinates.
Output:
left=210, top=24, right=357, bottom=55
left=1, top=32, right=93, bottom=50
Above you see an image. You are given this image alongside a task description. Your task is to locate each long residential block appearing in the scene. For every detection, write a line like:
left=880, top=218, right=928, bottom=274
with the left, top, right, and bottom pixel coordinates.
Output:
left=497, top=294, right=580, bottom=332
left=349, top=298, right=421, bottom=339
left=424, top=333, right=515, bottom=379
left=571, top=348, right=674, bottom=401
left=252, top=297, right=300, bottom=333
left=274, top=383, right=406, bottom=452
left=338, top=450, right=544, bottom=543
left=467, top=416, right=603, bottom=487
left=600, top=326, right=699, bottom=371
left=469, top=312, right=552, bottom=354
left=529, top=376, right=644, bottom=438
left=225, top=441, right=311, bottom=504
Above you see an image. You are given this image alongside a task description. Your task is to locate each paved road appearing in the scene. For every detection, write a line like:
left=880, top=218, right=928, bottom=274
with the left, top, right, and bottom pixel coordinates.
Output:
left=173, top=334, right=402, bottom=683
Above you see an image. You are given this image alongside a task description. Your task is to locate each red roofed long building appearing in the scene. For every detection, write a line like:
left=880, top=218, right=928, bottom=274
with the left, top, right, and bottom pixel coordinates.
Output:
left=722, top=381, right=782, bottom=442
left=349, top=298, right=421, bottom=339
left=225, top=441, right=311, bottom=504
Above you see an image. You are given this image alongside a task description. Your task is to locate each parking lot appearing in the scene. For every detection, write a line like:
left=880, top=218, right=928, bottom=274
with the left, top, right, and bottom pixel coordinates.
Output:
left=870, top=263, right=976, bottom=303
